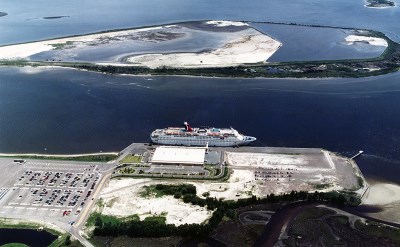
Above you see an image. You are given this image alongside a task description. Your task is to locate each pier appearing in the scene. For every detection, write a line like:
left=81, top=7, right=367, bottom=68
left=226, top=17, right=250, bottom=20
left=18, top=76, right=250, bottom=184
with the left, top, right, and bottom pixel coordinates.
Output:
left=351, top=150, right=364, bottom=160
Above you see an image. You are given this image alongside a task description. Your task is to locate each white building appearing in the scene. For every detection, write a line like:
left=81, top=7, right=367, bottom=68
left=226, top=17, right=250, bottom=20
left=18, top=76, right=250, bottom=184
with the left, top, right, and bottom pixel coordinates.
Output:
left=150, top=146, right=207, bottom=166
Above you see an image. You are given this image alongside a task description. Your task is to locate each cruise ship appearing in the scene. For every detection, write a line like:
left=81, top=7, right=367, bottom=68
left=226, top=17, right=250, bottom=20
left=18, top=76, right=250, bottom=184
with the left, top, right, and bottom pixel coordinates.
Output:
left=150, top=122, right=256, bottom=147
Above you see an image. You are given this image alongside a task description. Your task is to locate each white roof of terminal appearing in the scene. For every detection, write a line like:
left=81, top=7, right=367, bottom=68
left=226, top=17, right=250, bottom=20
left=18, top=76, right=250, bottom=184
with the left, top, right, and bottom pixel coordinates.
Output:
left=151, top=146, right=206, bottom=165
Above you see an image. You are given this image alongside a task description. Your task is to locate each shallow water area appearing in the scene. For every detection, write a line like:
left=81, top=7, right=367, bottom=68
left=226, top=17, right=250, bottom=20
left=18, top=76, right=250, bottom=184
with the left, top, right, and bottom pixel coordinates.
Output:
left=252, top=23, right=386, bottom=62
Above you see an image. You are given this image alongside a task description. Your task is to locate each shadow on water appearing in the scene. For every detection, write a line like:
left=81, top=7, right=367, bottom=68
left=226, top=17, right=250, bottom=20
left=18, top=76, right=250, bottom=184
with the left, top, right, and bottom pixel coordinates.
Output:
left=0, top=228, right=57, bottom=247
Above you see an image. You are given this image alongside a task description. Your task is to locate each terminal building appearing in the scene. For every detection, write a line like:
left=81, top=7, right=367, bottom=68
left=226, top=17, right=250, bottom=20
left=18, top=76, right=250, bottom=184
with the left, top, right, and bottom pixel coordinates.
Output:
left=150, top=146, right=207, bottom=166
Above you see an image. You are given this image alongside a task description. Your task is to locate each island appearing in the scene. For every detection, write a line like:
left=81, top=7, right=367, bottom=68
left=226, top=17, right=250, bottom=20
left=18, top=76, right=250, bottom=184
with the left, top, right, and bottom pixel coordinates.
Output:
left=0, top=12, right=7, bottom=17
left=0, top=20, right=399, bottom=78
left=365, top=0, right=396, bottom=8
left=42, top=15, right=70, bottom=20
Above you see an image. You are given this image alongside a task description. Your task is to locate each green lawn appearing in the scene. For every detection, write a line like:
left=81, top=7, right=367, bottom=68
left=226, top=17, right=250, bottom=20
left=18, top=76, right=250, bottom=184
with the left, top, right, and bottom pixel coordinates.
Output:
left=1, top=244, right=29, bottom=247
left=119, top=155, right=142, bottom=164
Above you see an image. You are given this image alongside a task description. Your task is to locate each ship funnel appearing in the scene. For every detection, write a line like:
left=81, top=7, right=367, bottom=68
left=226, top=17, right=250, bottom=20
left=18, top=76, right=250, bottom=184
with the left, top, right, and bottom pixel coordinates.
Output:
left=183, top=121, right=193, bottom=131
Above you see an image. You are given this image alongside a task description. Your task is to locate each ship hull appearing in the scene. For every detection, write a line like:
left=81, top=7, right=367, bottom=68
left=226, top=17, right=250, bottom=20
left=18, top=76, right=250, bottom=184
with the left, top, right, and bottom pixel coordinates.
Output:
left=151, top=136, right=254, bottom=147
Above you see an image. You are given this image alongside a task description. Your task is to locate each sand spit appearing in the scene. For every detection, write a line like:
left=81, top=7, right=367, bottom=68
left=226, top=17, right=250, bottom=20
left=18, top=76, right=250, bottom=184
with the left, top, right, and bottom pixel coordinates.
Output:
left=126, top=32, right=281, bottom=68
left=364, top=183, right=400, bottom=205
left=345, top=35, right=388, bottom=47
left=362, top=182, right=400, bottom=224
left=0, top=26, right=173, bottom=60
left=0, top=21, right=281, bottom=68
left=99, top=179, right=212, bottom=226
left=205, top=20, right=249, bottom=27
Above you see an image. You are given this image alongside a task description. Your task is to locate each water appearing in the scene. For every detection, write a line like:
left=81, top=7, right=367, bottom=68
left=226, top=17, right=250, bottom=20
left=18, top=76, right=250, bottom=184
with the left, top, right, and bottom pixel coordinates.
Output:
left=1, top=0, right=400, bottom=45
left=0, top=67, right=400, bottom=183
left=1, top=0, right=400, bottom=185
left=251, top=23, right=385, bottom=62
left=0, top=228, right=57, bottom=247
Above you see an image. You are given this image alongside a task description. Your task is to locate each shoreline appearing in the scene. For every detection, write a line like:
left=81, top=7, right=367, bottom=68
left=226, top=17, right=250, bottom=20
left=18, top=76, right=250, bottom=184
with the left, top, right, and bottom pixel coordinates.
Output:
left=0, top=152, right=119, bottom=158
left=0, top=20, right=399, bottom=79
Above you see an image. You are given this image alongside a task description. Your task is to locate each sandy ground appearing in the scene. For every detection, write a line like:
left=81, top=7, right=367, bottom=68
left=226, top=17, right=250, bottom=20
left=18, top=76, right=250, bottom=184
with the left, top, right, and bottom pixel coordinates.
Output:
left=362, top=182, right=400, bottom=224
left=226, top=152, right=307, bottom=167
left=0, top=26, right=166, bottom=60
left=364, top=183, right=400, bottom=205
left=0, top=20, right=281, bottom=69
left=344, top=35, right=388, bottom=47
left=205, top=20, right=249, bottom=27
left=126, top=31, right=281, bottom=68
left=98, top=178, right=212, bottom=226
left=192, top=169, right=262, bottom=200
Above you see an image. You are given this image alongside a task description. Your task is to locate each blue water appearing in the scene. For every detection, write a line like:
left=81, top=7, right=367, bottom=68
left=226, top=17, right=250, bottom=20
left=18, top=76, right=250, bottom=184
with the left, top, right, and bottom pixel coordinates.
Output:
left=1, top=0, right=400, bottom=45
left=1, top=0, right=400, bottom=185
left=0, top=228, right=57, bottom=246
left=252, top=23, right=385, bottom=62
left=0, top=67, right=400, bottom=183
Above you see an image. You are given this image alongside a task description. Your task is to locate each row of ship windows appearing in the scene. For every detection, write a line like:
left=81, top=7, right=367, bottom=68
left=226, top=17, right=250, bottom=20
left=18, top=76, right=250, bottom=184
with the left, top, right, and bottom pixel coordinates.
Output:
left=160, top=136, right=234, bottom=139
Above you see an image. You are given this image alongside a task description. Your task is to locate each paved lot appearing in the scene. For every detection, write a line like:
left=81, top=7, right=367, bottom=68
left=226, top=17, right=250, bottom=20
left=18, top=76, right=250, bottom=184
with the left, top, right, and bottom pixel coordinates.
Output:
left=0, top=158, right=111, bottom=225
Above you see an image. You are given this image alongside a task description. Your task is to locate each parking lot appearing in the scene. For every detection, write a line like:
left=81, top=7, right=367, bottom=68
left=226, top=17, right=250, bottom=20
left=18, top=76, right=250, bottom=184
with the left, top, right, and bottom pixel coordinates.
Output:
left=0, top=158, right=109, bottom=225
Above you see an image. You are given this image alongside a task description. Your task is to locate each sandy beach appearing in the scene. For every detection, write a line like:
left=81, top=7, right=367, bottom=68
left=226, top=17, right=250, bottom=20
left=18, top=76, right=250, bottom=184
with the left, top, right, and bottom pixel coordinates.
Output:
left=364, top=183, right=400, bottom=205
left=362, top=182, right=400, bottom=224
left=344, top=35, right=388, bottom=47
left=98, top=179, right=213, bottom=226
left=0, top=26, right=171, bottom=60
left=0, top=21, right=281, bottom=69
left=126, top=32, right=281, bottom=68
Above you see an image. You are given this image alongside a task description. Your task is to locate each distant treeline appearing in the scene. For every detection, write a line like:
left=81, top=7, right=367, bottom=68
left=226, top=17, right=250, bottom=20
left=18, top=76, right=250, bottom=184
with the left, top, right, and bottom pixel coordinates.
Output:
left=92, top=184, right=356, bottom=238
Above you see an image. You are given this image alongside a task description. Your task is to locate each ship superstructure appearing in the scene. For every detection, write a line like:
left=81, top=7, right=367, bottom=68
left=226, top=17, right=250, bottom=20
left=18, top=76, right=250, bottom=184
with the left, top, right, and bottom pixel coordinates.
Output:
left=150, top=122, right=256, bottom=147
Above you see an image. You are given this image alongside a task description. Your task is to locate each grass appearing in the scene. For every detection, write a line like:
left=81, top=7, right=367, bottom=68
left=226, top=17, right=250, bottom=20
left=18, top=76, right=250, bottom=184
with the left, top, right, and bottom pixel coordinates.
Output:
left=144, top=216, right=167, bottom=224
left=50, top=41, right=75, bottom=50
left=295, top=207, right=334, bottom=222
left=119, top=167, right=136, bottom=174
left=357, top=175, right=364, bottom=188
left=331, top=215, right=348, bottom=225
left=119, top=155, right=142, bottom=164
left=1, top=244, right=29, bottom=247
left=91, top=235, right=182, bottom=247
left=86, top=212, right=140, bottom=228
left=139, top=185, right=166, bottom=198
left=355, top=220, right=400, bottom=243
left=0, top=154, right=118, bottom=162
left=313, top=183, right=331, bottom=190
left=0, top=218, right=78, bottom=247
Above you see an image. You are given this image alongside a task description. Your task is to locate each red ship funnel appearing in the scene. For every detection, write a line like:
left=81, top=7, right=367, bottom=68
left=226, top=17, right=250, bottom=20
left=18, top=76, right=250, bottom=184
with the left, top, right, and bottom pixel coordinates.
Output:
left=183, top=122, right=193, bottom=131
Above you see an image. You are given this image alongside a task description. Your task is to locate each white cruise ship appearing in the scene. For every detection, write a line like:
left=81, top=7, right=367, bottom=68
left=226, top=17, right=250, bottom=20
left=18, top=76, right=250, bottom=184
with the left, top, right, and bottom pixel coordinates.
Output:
left=150, top=122, right=256, bottom=147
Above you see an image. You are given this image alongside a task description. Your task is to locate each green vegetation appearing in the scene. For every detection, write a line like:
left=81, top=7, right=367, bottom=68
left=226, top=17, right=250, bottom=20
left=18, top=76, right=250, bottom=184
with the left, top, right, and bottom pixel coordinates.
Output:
left=86, top=212, right=141, bottom=229
left=1, top=244, right=29, bottom=247
left=139, top=184, right=196, bottom=198
left=90, top=235, right=182, bottom=247
left=1, top=154, right=118, bottom=162
left=119, top=167, right=136, bottom=174
left=355, top=220, right=400, bottom=242
left=357, top=175, right=364, bottom=188
left=113, top=166, right=230, bottom=181
left=286, top=208, right=346, bottom=247
left=0, top=218, right=81, bottom=247
left=119, top=154, right=142, bottom=164
left=50, top=41, right=75, bottom=50
left=294, top=207, right=334, bottom=222
left=1, top=22, right=399, bottom=79
left=144, top=216, right=167, bottom=224
left=312, top=183, right=331, bottom=190
left=285, top=207, right=400, bottom=246
left=366, top=0, right=395, bottom=7
left=91, top=187, right=354, bottom=239
left=48, top=234, right=83, bottom=247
